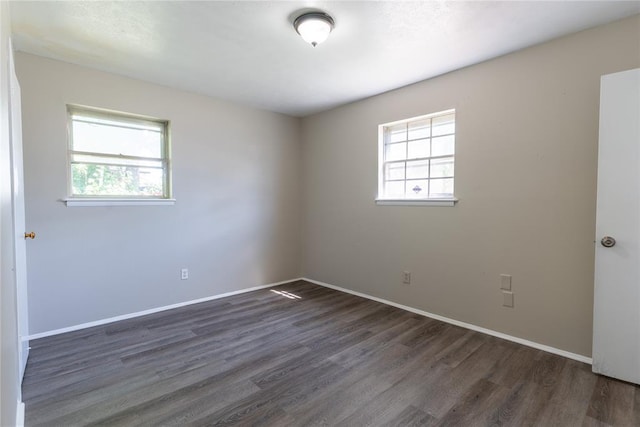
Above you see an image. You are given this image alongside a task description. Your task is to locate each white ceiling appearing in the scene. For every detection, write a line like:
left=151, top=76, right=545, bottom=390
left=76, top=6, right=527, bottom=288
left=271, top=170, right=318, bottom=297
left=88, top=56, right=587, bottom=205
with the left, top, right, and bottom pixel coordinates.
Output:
left=9, top=1, right=640, bottom=117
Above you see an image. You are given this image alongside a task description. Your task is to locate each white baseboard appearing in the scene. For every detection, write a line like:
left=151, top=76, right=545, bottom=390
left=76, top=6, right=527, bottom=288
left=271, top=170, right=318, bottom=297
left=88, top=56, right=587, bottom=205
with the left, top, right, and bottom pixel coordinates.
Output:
left=303, top=277, right=593, bottom=365
left=16, top=400, right=25, bottom=427
left=27, top=278, right=303, bottom=341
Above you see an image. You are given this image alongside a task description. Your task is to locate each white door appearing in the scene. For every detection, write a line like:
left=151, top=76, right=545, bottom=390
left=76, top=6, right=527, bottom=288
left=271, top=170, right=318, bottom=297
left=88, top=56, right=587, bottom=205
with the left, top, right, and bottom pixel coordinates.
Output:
left=593, top=68, right=640, bottom=385
left=8, top=40, right=29, bottom=381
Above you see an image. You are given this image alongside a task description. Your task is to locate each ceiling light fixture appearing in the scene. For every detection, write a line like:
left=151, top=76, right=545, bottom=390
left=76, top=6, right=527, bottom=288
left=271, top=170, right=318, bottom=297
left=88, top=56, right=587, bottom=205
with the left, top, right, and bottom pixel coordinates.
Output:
left=293, top=12, right=335, bottom=47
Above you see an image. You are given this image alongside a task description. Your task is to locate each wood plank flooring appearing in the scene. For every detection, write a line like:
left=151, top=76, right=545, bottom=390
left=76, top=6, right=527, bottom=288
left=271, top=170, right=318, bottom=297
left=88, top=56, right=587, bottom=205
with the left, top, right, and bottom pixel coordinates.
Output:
left=23, top=280, right=640, bottom=426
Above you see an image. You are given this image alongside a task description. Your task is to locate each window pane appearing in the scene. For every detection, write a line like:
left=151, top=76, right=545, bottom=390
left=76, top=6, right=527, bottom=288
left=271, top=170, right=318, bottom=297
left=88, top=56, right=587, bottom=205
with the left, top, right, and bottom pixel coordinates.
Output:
left=72, top=154, right=163, bottom=168
left=388, top=124, right=407, bottom=143
left=430, top=157, right=454, bottom=178
left=405, top=179, right=429, bottom=198
left=432, top=113, right=455, bottom=137
left=408, top=119, right=431, bottom=140
left=385, top=142, right=406, bottom=161
left=407, top=139, right=430, bottom=159
left=384, top=181, right=405, bottom=198
left=431, top=135, right=455, bottom=157
left=384, top=162, right=405, bottom=180
left=379, top=110, right=455, bottom=201
left=71, top=163, right=164, bottom=197
left=72, top=113, right=163, bottom=131
left=72, top=120, right=163, bottom=158
left=406, top=159, right=429, bottom=179
left=429, top=178, right=454, bottom=197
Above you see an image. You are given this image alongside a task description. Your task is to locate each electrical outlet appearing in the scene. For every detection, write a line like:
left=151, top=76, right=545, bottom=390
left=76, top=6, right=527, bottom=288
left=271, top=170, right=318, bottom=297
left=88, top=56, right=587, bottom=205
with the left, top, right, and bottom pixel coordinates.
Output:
left=181, top=268, right=189, bottom=280
left=500, top=274, right=512, bottom=290
left=502, top=291, right=514, bottom=308
left=402, top=271, right=411, bottom=285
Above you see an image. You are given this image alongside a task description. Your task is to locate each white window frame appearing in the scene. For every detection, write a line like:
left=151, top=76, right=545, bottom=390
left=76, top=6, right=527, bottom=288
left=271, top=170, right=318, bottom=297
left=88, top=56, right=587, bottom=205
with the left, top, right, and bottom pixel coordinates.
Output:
left=376, top=109, right=458, bottom=207
left=64, top=105, right=174, bottom=206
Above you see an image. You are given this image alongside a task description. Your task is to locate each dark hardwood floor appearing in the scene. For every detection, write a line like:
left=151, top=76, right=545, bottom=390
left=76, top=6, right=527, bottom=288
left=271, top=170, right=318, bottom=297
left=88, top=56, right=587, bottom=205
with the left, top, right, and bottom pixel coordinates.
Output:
left=23, top=280, right=640, bottom=426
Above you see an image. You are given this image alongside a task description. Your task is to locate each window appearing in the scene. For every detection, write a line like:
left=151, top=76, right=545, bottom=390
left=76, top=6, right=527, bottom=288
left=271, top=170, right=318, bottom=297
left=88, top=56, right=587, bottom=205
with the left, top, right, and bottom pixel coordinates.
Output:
left=377, top=109, right=456, bottom=205
left=67, top=106, right=172, bottom=204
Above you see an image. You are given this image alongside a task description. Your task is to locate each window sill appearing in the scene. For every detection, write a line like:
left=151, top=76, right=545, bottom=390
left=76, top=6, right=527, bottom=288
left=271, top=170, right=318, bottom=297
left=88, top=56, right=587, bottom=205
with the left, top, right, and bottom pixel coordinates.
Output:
left=375, top=198, right=458, bottom=207
left=63, top=198, right=176, bottom=207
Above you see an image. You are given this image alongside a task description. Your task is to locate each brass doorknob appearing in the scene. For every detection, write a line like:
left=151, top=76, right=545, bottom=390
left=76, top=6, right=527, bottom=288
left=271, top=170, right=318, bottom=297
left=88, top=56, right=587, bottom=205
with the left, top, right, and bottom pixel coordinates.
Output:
left=24, top=232, right=35, bottom=239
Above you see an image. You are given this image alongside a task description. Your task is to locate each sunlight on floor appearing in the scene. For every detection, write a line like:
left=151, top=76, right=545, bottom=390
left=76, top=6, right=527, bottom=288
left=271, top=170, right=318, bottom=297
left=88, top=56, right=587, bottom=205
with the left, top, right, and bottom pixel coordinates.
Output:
left=270, top=289, right=302, bottom=300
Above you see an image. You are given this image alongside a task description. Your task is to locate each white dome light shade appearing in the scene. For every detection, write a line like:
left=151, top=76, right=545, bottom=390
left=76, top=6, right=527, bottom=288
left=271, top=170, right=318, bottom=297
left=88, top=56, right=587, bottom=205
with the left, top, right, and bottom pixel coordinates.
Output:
left=294, top=12, right=335, bottom=47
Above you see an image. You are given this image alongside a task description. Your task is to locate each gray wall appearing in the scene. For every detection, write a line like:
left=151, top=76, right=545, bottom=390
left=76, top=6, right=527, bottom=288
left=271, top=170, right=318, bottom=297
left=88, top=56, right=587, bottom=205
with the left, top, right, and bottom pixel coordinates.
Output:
left=17, top=53, right=302, bottom=334
left=300, top=15, right=640, bottom=357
